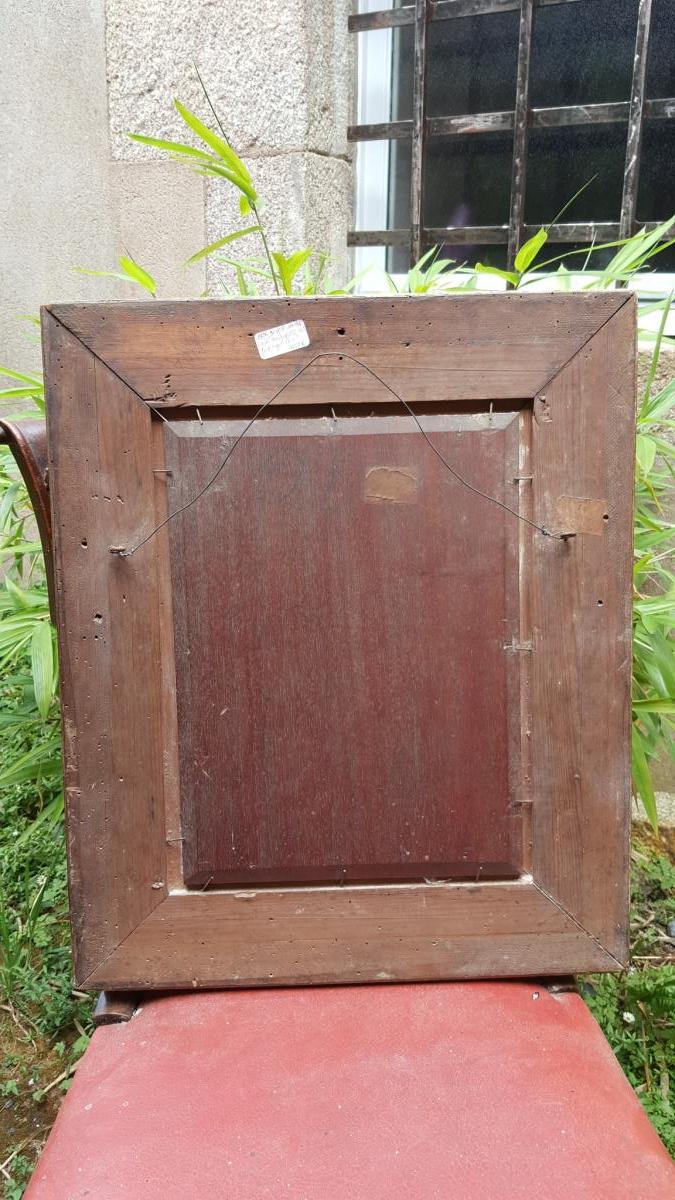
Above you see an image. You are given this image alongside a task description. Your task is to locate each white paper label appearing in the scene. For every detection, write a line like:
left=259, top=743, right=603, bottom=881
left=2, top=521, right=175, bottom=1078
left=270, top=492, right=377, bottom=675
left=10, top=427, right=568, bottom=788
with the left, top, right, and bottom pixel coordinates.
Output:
left=254, top=319, right=310, bottom=360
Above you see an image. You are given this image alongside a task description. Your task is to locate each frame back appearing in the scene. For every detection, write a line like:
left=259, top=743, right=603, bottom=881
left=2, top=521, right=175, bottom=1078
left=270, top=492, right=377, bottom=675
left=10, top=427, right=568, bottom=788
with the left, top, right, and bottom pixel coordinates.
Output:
left=42, top=294, right=635, bottom=989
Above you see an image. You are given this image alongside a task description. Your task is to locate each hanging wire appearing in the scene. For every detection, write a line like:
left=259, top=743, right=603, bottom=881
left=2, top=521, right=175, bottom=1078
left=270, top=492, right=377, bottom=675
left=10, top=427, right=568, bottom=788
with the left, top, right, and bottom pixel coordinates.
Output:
left=113, top=351, right=573, bottom=558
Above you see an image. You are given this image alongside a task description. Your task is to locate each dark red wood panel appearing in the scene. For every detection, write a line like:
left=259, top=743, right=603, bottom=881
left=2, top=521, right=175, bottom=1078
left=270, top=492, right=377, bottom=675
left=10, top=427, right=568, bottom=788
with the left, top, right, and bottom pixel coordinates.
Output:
left=165, top=409, right=523, bottom=886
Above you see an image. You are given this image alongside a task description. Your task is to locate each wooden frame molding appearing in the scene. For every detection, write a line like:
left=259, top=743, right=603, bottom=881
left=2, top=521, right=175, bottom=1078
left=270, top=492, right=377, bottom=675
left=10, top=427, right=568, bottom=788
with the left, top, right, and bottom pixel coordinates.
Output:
left=41, top=294, right=635, bottom=990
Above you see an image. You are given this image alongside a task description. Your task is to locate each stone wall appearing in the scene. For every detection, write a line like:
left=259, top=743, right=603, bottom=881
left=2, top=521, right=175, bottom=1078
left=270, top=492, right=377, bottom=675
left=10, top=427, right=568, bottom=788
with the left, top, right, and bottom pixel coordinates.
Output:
left=0, top=0, right=353, bottom=373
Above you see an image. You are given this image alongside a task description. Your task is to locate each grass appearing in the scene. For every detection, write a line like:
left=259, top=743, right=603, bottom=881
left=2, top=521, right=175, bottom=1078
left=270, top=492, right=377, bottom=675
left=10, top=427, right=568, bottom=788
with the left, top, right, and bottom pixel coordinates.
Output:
left=582, top=826, right=675, bottom=1156
left=0, top=718, right=91, bottom=1199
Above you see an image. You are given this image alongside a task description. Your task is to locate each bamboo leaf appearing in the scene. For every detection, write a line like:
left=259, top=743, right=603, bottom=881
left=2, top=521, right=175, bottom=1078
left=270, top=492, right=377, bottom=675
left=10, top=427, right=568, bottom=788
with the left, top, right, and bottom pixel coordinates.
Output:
left=190, top=161, right=257, bottom=200
left=185, top=226, right=261, bottom=266
left=0, top=743, right=62, bottom=787
left=74, top=267, right=135, bottom=283
left=118, top=256, right=156, bottom=296
left=31, top=622, right=54, bottom=719
left=514, top=227, right=547, bottom=274
left=0, top=482, right=22, bottom=530
left=640, top=293, right=673, bottom=412
left=128, top=133, right=214, bottom=161
left=271, top=249, right=314, bottom=295
left=636, top=433, right=657, bottom=477
left=641, top=378, right=675, bottom=423
left=215, top=256, right=275, bottom=282
left=0, top=365, right=43, bottom=386
left=474, top=262, right=519, bottom=286
left=173, top=100, right=254, bottom=190
left=0, top=386, right=43, bottom=399
left=631, top=724, right=659, bottom=831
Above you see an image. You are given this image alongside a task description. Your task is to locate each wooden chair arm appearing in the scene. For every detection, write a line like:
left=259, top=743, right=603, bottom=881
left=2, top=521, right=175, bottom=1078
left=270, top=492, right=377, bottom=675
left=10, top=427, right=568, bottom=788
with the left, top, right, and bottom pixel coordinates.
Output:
left=0, top=418, right=55, bottom=617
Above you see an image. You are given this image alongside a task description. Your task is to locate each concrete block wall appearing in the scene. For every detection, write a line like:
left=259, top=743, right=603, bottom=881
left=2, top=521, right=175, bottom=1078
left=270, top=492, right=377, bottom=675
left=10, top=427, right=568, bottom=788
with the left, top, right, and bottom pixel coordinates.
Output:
left=0, top=0, right=353, bottom=373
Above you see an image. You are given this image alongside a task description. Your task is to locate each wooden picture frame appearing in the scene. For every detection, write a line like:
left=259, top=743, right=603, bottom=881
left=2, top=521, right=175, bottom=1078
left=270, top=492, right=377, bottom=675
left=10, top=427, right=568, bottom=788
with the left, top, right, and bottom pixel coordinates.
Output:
left=42, top=293, right=635, bottom=989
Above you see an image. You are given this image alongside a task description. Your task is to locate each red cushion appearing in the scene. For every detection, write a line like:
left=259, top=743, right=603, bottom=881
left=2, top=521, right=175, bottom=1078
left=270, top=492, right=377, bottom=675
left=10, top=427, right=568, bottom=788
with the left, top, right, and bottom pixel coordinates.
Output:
left=26, top=982, right=674, bottom=1199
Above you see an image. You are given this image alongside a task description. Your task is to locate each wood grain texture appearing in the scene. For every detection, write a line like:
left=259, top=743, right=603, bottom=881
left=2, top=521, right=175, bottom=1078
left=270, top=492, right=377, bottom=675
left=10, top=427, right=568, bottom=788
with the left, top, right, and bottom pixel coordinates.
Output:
left=81, top=883, right=618, bottom=990
left=42, top=312, right=167, bottom=983
left=166, top=412, right=521, bottom=886
left=46, top=293, right=628, bottom=409
left=39, top=294, right=635, bottom=989
left=530, top=298, right=636, bottom=963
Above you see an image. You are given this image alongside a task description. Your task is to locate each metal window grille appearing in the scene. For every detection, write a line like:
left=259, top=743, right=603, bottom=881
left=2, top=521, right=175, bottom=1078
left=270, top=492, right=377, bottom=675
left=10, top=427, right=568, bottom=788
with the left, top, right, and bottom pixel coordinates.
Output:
left=348, top=0, right=675, bottom=268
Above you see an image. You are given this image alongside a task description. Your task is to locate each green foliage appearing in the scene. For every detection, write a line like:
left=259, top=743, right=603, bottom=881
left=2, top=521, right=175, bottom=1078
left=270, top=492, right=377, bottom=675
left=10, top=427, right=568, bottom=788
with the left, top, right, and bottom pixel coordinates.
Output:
left=74, top=253, right=157, bottom=296
left=185, top=225, right=261, bottom=266
left=631, top=299, right=675, bottom=828
left=0, top=367, right=45, bottom=405
left=582, top=845, right=675, bottom=1154
left=130, top=92, right=280, bottom=290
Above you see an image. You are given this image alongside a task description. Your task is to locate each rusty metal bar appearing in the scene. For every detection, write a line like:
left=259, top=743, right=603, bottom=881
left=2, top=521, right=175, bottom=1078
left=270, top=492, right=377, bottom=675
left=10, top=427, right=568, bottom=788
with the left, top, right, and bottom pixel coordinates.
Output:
left=350, top=6, right=415, bottom=32
left=506, top=0, right=535, bottom=271
left=349, top=0, right=581, bottom=33
left=410, top=0, right=431, bottom=264
left=619, top=0, right=653, bottom=238
left=349, top=119, right=414, bottom=141
left=348, top=97, right=675, bottom=143
left=348, top=220, right=638, bottom=247
left=348, top=229, right=413, bottom=247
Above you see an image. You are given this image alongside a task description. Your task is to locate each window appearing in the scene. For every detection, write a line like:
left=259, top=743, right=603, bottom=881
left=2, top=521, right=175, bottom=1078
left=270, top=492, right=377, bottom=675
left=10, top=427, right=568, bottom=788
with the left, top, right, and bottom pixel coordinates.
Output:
left=350, top=0, right=675, bottom=276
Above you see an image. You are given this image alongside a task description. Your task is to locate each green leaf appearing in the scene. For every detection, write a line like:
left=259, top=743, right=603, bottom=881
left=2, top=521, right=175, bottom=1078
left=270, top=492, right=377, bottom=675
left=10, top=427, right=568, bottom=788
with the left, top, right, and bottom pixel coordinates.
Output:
left=128, top=133, right=214, bottom=161
left=596, top=217, right=675, bottom=287
left=235, top=265, right=252, bottom=296
left=0, top=540, right=43, bottom=556
left=74, top=266, right=135, bottom=283
left=635, top=434, right=657, bottom=477
left=14, top=792, right=64, bottom=843
left=640, top=293, right=673, bottom=412
left=173, top=100, right=254, bottom=191
left=118, top=256, right=156, bottom=296
left=30, top=622, right=54, bottom=719
left=4, top=576, right=32, bottom=611
left=631, top=724, right=659, bottom=831
left=0, top=365, right=44, bottom=386
left=190, top=161, right=257, bottom=200
left=0, top=742, right=62, bottom=787
left=185, top=226, right=261, bottom=266
left=0, top=386, right=43, bottom=399
left=0, top=482, right=22, bottom=530
left=271, top=248, right=313, bottom=295
left=633, top=700, right=675, bottom=714
left=239, top=194, right=253, bottom=217
left=641, top=631, right=675, bottom=698
left=74, top=260, right=156, bottom=296
left=641, top=378, right=675, bottom=423
left=215, top=256, right=275, bottom=282
left=473, top=262, right=519, bottom=286
left=514, top=227, right=547, bottom=274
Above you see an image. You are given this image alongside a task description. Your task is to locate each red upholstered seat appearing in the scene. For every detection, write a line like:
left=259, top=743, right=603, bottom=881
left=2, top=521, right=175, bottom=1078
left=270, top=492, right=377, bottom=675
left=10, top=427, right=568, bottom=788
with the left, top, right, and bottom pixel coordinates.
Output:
left=26, top=982, right=674, bottom=1199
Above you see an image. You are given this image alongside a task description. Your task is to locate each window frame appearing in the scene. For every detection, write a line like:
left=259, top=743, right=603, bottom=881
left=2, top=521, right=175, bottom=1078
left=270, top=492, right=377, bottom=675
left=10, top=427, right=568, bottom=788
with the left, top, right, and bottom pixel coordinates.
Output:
left=348, top=0, right=675, bottom=270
